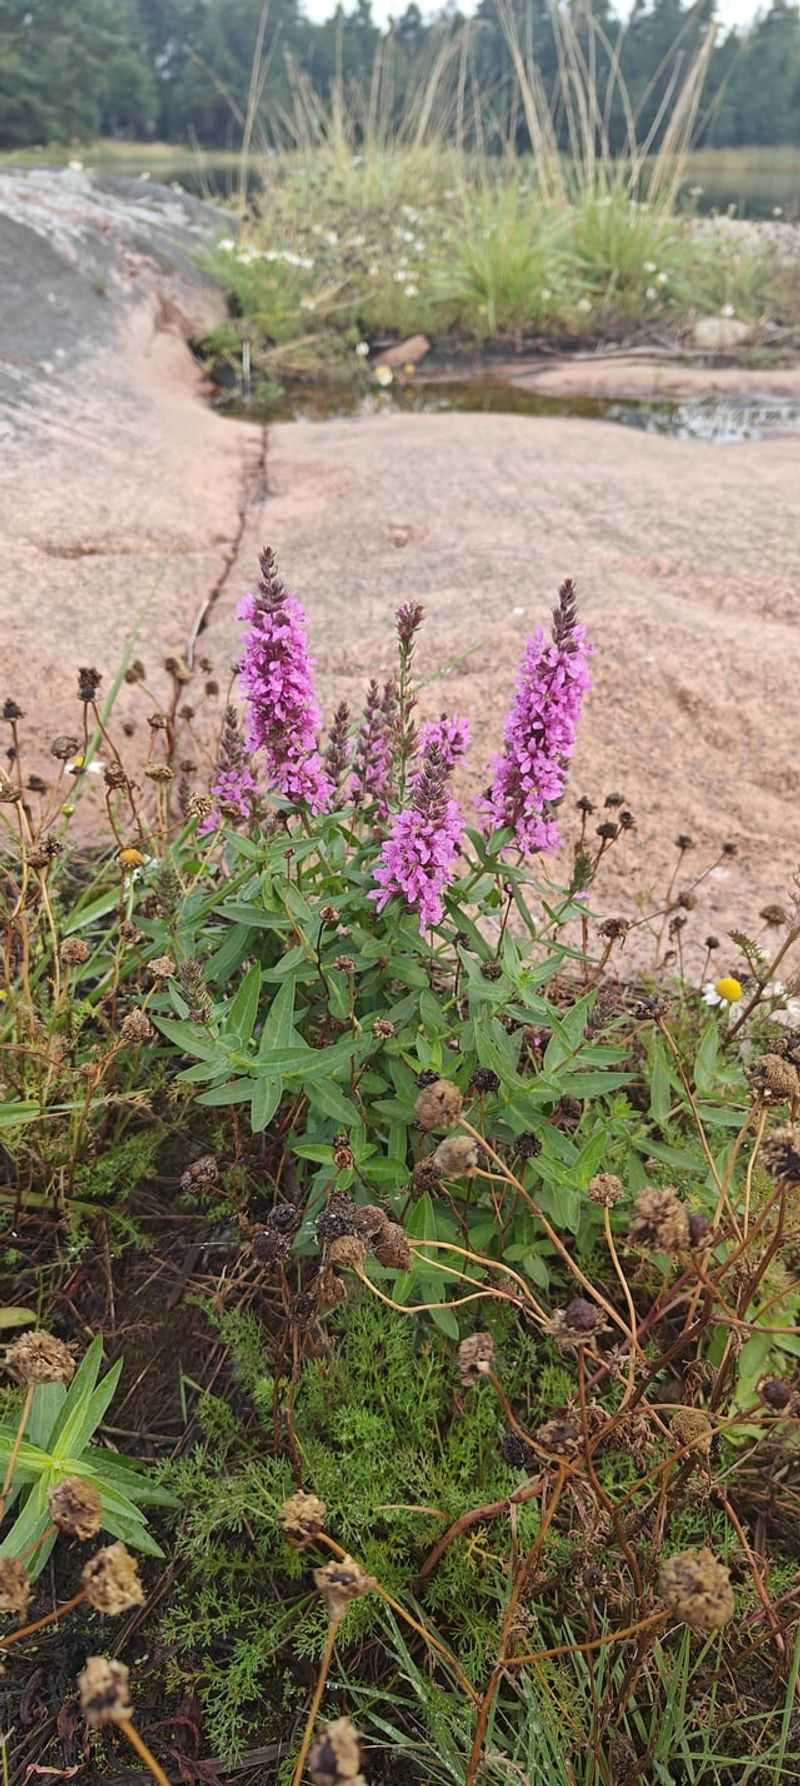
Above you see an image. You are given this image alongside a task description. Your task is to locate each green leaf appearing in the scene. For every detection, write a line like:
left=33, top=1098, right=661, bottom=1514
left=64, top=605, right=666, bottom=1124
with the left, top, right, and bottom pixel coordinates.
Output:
left=693, top=1020, right=720, bottom=1096
left=307, top=1080, right=357, bottom=1125
left=0, top=1307, right=36, bottom=1330
left=226, top=964, right=262, bottom=1046
left=154, top=1017, right=221, bottom=1061
left=46, top=1335, right=105, bottom=1454
left=260, top=978, right=296, bottom=1053
left=649, top=1037, right=672, bottom=1123
left=196, top=1077, right=257, bottom=1106
left=0, top=1101, right=39, bottom=1127
left=251, top=1078, right=282, bottom=1133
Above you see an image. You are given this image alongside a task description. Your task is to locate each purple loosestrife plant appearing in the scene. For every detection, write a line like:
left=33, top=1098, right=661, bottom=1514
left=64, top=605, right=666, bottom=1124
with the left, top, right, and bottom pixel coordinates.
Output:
left=236, top=548, right=331, bottom=813
left=351, top=680, right=394, bottom=810
left=416, top=714, right=471, bottom=776
left=370, top=744, right=463, bottom=933
left=481, top=579, right=591, bottom=856
left=201, top=705, right=258, bottom=834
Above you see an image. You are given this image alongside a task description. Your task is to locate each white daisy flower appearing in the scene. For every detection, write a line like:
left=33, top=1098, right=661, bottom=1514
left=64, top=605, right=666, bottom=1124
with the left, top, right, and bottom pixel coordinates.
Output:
left=66, top=756, right=106, bottom=778
left=644, top=261, right=657, bottom=273
left=646, top=285, right=658, bottom=300
left=355, top=341, right=370, bottom=357
left=721, top=303, right=735, bottom=318
left=374, top=365, right=394, bottom=387
left=577, top=296, right=592, bottom=314
left=404, top=284, right=419, bottom=297
left=702, top=975, right=743, bottom=1007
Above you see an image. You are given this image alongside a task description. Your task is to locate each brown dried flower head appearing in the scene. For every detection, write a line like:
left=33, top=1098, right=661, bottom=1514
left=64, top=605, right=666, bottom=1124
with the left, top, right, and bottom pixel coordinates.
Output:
left=149, top=954, right=176, bottom=979
left=278, top=1491, right=327, bottom=1549
left=750, top=1054, right=800, bottom=1105
left=79, top=1656, right=133, bottom=1727
left=48, top=1476, right=103, bottom=1540
left=309, top=1715, right=364, bottom=1784
left=120, top=1009, right=154, bottom=1046
left=5, top=1329, right=76, bottom=1385
left=51, top=733, right=80, bottom=760
left=188, top=793, right=214, bottom=821
left=412, top=1156, right=443, bottom=1195
left=587, top=1173, right=624, bottom=1208
left=671, top=1408, right=713, bottom=1457
left=549, top=1297, right=609, bottom=1349
left=372, top=1221, right=412, bottom=1271
left=535, top=1418, right=580, bottom=1457
left=629, top=1186, right=690, bottom=1254
left=759, top=1376, right=795, bottom=1412
left=313, top=1556, right=375, bottom=1622
left=414, top=1079, right=463, bottom=1131
left=761, top=1126, right=800, bottom=1188
left=327, top=1235, right=369, bottom=1272
left=458, top=1331, right=494, bottom=1384
left=60, top=937, right=90, bottom=966
left=316, top=1264, right=347, bottom=1308
left=658, top=1547, right=734, bottom=1632
left=432, top=1136, right=479, bottom=1178
left=351, top=1204, right=390, bottom=1243
left=0, top=1555, right=31, bottom=1616
left=81, top=1542, right=144, bottom=1615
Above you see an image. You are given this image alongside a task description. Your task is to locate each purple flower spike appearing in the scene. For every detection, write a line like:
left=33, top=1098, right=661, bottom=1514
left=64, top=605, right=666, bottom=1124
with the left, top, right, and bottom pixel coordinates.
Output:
left=351, top=679, right=395, bottom=810
left=201, top=704, right=259, bottom=834
left=416, top=713, right=471, bottom=775
left=236, top=548, right=331, bottom=813
left=370, top=745, right=462, bottom=933
left=480, top=579, right=590, bottom=855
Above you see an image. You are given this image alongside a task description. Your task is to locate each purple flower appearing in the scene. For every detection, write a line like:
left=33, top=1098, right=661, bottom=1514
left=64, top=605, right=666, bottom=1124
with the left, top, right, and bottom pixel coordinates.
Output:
left=236, top=548, right=331, bottom=813
left=351, top=679, right=395, bottom=810
left=480, top=579, right=590, bottom=855
left=370, top=745, right=462, bottom=933
left=416, top=713, right=471, bottom=775
left=200, top=704, right=259, bottom=834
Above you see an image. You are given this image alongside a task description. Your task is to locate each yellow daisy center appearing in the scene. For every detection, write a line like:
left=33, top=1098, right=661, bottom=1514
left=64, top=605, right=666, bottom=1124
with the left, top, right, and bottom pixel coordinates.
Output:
left=714, top=976, right=743, bottom=1003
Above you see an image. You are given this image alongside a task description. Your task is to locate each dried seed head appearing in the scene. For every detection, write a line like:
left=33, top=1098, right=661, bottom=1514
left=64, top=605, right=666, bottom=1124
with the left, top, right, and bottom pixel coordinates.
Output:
left=350, top=1205, right=390, bottom=1243
left=587, top=1173, right=624, bottom=1208
left=278, top=1491, right=328, bottom=1549
left=60, top=937, right=90, bottom=966
left=51, top=733, right=80, bottom=760
left=79, top=1656, right=133, bottom=1727
left=414, top=1079, right=463, bottom=1131
left=761, top=904, right=789, bottom=928
left=432, top=1135, right=479, bottom=1178
left=658, top=1547, right=734, bottom=1633
left=326, top=1235, right=369, bottom=1272
left=458, top=1332, right=494, bottom=1384
left=500, top=1430, right=537, bottom=1469
left=688, top=1211, right=713, bottom=1249
left=550, top=1297, right=609, bottom=1349
left=759, top=1376, right=795, bottom=1412
left=516, top=1131, right=541, bottom=1160
left=78, top=667, right=102, bottom=704
left=535, top=1418, right=580, bottom=1457
left=48, top=1476, right=103, bottom=1540
left=480, top=959, right=503, bottom=981
left=188, top=792, right=214, bottom=821
left=411, top=1156, right=443, bottom=1195
left=761, top=1126, right=800, bottom=1187
left=332, top=1142, right=354, bottom=1171
left=144, top=763, right=174, bottom=784
left=120, top=1009, right=154, bottom=1046
left=750, top=1054, right=800, bottom=1104
left=0, top=1556, right=31, bottom=1616
left=372, top=1221, right=411, bottom=1270
left=372, top=1017, right=395, bottom=1039
left=81, top=1542, right=144, bottom=1614
left=5, top=1330, right=76, bottom=1385
left=313, top=1557, right=375, bottom=1622
left=180, top=1154, right=220, bottom=1196
left=317, top=1197, right=362, bottom=1243
left=471, top=1066, right=500, bottom=1094
left=629, top=1186, right=691, bottom=1253
left=671, top=1408, right=713, bottom=1457
left=148, top=954, right=176, bottom=979
left=316, top=1265, right=347, bottom=1308
left=308, top=1716, right=363, bottom=1785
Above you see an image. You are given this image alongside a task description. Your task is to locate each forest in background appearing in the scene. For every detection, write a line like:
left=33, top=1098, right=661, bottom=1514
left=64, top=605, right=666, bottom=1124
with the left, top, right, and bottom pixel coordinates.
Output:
left=0, top=0, right=799, bottom=156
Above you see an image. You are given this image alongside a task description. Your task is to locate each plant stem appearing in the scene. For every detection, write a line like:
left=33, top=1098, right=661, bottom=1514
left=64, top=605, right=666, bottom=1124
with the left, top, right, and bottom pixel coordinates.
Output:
left=505, top=1608, right=667, bottom=1669
left=291, top=1616, right=340, bottom=1786
left=1, top=1587, right=85, bottom=1647
left=119, top=1719, right=172, bottom=1786
left=316, top=1532, right=479, bottom=1704
left=0, top=1383, right=34, bottom=1522
left=743, top=1104, right=768, bottom=1237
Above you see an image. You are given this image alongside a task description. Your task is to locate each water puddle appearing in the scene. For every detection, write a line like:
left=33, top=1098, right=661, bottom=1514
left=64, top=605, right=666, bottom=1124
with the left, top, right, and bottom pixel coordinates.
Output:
left=220, top=377, right=800, bottom=443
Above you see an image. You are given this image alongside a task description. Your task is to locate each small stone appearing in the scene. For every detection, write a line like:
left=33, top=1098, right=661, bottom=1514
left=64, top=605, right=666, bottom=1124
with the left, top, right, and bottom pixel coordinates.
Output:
left=377, top=333, right=430, bottom=369
left=692, top=314, right=752, bottom=351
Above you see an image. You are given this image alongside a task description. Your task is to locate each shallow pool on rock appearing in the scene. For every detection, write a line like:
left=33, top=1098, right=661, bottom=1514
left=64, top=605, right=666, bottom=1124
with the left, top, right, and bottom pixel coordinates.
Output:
left=223, top=379, right=800, bottom=443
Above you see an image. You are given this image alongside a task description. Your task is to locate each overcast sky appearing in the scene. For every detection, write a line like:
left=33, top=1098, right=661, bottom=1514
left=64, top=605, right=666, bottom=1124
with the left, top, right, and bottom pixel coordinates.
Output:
left=301, top=0, right=763, bottom=30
